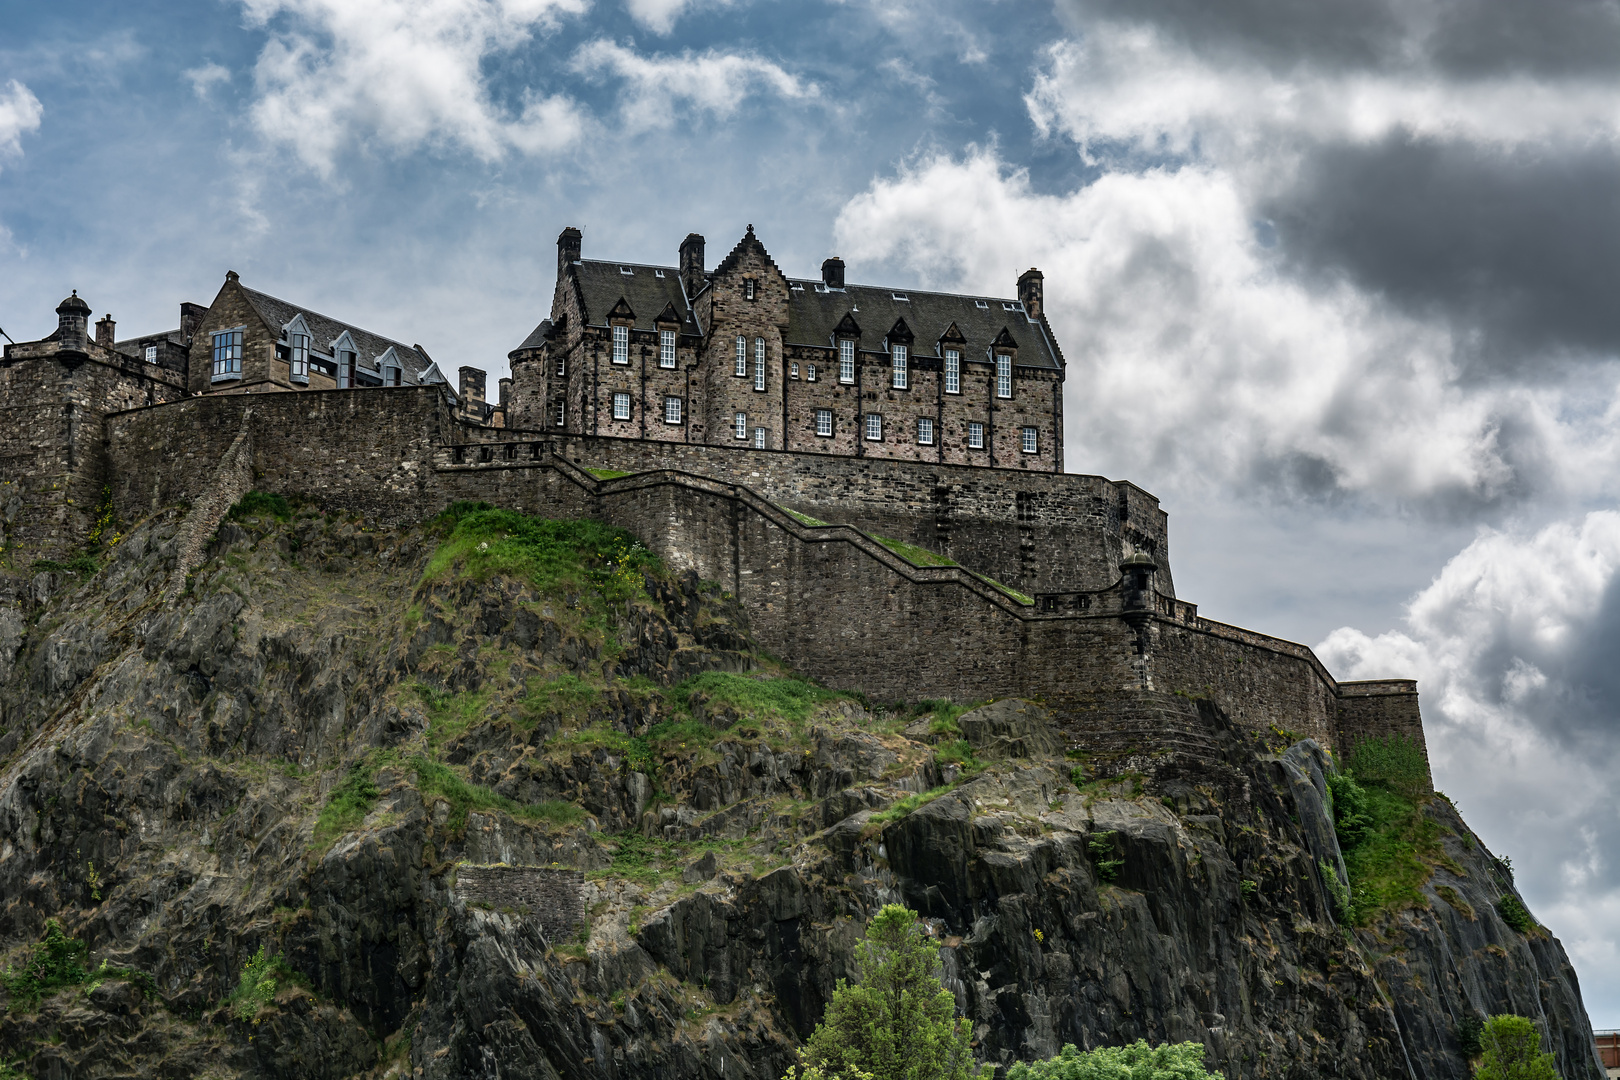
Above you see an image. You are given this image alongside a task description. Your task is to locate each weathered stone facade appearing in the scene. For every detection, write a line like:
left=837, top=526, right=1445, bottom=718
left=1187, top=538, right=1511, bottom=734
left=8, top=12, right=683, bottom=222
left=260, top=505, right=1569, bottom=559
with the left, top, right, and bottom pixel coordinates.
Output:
left=454, top=865, right=584, bottom=940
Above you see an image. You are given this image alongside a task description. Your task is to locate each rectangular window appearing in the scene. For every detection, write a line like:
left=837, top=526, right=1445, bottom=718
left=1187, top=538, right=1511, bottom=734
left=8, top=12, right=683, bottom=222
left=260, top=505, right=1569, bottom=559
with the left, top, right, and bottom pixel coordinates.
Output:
left=996, top=354, right=1012, bottom=398
left=753, top=427, right=766, bottom=449
left=745, top=278, right=756, bottom=300
left=659, top=329, right=676, bottom=368
left=791, top=362, right=800, bottom=379
left=290, top=332, right=309, bottom=382
left=968, top=421, right=984, bottom=449
left=735, top=336, right=747, bottom=377
left=815, top=409, right=833, bottom=437
left=555, top=402, right=566, bottom=427
left=807, top=363, right=817, bottom=382
left=839, top=339, right=855, bottom=383
left=612, top=324, right=629, bottom=364
left=664, top=396, right=683, bottom=424
left=338, top=350, right=355, bottom=388
left=735, top=412, right=748, bottom=440
left=211, top=329, right=243, bottom=379
left=144, top=344, right=157, bottom=362
left=1022, top=426, right=1038, bottom=454
left=918, top=417, right=934, bottom=445
left=612, top=392, right=631, bottom=420
left=389, top=368, right=401, bottom=386
left=754, top=337, right=766, bottom=391
left=944, top=349, right=960, bottom=394
left=892, top=344, right=907, bottom=389
left=865, top=413, right=882, bottom=441
left=556, top=357, right=566, bottom=377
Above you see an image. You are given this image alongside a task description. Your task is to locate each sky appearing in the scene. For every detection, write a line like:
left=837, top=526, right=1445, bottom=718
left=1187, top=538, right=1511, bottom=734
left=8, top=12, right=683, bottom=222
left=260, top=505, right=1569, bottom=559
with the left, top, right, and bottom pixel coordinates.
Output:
left=5, top=0, right=1620, bottom=1027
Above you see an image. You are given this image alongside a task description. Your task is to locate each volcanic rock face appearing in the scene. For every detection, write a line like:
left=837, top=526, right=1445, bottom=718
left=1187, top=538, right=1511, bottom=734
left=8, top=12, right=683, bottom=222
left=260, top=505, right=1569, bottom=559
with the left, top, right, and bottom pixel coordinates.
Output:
left=0, top=510, right=1602, bottom=1080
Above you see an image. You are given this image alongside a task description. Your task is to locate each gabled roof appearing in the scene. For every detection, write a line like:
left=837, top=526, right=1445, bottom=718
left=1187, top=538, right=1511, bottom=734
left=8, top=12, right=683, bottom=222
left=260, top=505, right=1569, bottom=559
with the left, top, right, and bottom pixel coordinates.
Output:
left=237, top=285, right=432, bottom=381
left=783, top=283, right=1061, bottom=370
left=569, top=262, right=700, bottom=334
left=712, top=225, right=790, bottom=288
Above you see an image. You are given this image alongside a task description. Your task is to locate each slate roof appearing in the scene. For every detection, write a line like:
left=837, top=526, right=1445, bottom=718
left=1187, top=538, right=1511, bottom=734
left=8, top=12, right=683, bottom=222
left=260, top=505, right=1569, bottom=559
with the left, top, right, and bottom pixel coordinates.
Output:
left=784, top=282, right=1061, bottom=371
left=239, top=286, right=432, bottom=381
left=567, top=260, right=1062, bottom=371
left=514, top=320, right=552, bottom=351
left=570, top=262, right=702, bottom=334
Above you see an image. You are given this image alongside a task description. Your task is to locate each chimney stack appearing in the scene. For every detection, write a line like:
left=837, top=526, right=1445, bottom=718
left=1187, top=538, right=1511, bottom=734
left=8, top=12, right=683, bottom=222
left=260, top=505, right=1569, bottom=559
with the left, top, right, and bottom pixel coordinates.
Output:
left=1017, top=268, right=1044, bottom=320
left=821, top=257, right=845, bottom=290
left=679, top=232, right=705, bottom=297
left=460, top=366, right=487, bottom=420
left=498, top=377, right=511, bottom=406
left=95, top=314, right=116, bottom=347
left=180, top=302, right=207, bottom=344
left=557, top=227, right=582, bottom=277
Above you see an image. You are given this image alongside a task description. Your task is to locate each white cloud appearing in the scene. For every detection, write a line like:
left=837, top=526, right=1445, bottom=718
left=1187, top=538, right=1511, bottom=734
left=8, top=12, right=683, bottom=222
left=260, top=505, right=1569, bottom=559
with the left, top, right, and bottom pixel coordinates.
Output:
left=623, top=0, right=731, bottom=35
left=238, top=0, right=589, bottom=175
left=0, top=81, right=43, bottom=169
left=835, top=148, right=1620, bottom=504
left=1317, top=511, right=1620, bottom=1017
left=184, top=63, right=232, bottom=100
left=569, top=39, right=815, bottom=132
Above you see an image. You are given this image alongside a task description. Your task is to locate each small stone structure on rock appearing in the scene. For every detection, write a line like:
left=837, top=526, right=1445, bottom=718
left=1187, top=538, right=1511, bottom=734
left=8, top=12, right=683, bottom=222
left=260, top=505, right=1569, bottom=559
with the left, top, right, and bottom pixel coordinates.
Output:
left=454, top=865, right=584, bottom=941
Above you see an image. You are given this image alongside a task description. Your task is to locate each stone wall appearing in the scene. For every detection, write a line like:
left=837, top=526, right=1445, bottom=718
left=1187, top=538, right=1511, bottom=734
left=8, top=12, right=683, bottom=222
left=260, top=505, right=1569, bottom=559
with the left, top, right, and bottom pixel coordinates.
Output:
left=454, top=865, right=584, bottom=939
left=1337, top=679, right=1433, bottom=789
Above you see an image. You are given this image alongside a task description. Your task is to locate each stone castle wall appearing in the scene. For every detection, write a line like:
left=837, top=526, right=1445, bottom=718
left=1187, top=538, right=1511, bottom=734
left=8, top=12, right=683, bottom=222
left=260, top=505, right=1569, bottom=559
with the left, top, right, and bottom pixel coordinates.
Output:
left=100, top=387, right=1416, bottom=760
left=454, top=865, right=584, bottom=940
left=1337, top=680, right=1432, bottom=787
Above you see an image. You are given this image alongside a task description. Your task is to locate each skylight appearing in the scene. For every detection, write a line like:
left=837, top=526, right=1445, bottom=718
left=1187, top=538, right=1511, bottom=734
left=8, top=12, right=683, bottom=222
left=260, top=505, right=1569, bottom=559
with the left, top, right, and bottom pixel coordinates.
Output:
left=975, top=300, right=989, bottom=309
left=892, top=293, right=909, bottom=301
left=619, top=266, right=634, bottom=275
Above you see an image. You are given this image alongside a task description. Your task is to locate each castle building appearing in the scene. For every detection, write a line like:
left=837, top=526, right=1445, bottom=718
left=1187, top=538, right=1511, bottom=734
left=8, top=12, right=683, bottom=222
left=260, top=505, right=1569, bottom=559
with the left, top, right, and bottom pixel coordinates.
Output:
left=507, top=226, right=1064, bottom=470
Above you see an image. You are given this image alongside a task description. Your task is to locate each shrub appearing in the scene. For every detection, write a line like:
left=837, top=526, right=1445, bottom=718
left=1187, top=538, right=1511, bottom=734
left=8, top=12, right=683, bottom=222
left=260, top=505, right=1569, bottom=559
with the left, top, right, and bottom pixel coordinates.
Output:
left=227, top=490, right=292, bottom=522
left=1006, top=1040, right=1223, bottom=1080
left=227, top=946, right=279, bottom=1021
left=1320, top=859, right=1352, bottom=923
left=1475, top=1014, right=1557, bottom=1080
left=408, top=757, right=583, bottom=830
left=1, top=920, right=90, bottom=1007
left=1326, top=771, right=1373, bottom=850
left=1496, top=895, right=1536, bottom=934
left=868, top=786, right=954, bottom=827
left=1456, top=1015, right=1485, bottom=1057
left=1089, top=832, right=1124, bottom=884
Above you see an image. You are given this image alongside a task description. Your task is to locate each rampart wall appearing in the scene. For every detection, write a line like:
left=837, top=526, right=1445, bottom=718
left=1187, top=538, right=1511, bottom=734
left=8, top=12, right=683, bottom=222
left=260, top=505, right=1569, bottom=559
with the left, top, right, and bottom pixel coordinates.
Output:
left=101, top=388, right=1432, bottom=772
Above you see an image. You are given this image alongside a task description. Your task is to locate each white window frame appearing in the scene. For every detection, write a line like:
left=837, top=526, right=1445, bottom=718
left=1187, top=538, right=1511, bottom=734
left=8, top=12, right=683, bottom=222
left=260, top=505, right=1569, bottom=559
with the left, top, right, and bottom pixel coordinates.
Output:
left=944, top=349, right=960, bottom=394
left=790, top=362, right=799, bottom=379
left=807, top=363, right=817, bottom=382
left=211, top=328, right=244, bottom=380
left=289, top=332, right=310, bottom=383
left=1022, top=426, right=1038, bottom=454
left=555, top=402, right=566, bottom=427
left=753, top=337, right=766, bottom=391
left=745, top=278, right=756, bottom=301
left=612, top=392, right=631, bottom=421
left=659, top=329, right=677, bottom=368
left=752, top=427, right=766, bottom=449
left=918, top=417, right=934, bottom=445
left=865, top=413, right=882, bottom=442
left=735, top=412, right=748, bottom=440
left=144, top=344, right=157, bottom=363
left=839, top=339, right=855, bottom=383
left=612, top=324, right=629, bottom=365
left=968, top=421, right=984, bottom=449
left=735, top=336, right=748, bottom=377
left=815, top=409, right=833, bottom=437
left=556, top=356, right=566, bottom=377
left=892, top=344, right=908, bottom=389
left=664, top=396, right=683, bottom=424
left=996, top=353, right=1012, bottom=398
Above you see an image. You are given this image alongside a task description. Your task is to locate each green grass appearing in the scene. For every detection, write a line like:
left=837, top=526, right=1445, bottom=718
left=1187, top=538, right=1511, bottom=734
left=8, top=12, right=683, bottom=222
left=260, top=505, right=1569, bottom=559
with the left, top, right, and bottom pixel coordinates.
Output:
left=226, top=946, right=281, bottom=1021
left=1345, top=734, right=1429, bottom=798
left=672, top=671, right=845, bottom=724
left=413, top=684, right=493, bottom=750
left=933, top=739, right=986, bottom=776
left=1497, top=894, right=1537, bottom=934
left=1329, top=764, right=1443, bottom=926
left=423, top=505, right=660, bottom=612
left=408, top=758, right=584, bottom=831
left=30, top=552, right=100, bottom=579
left=972, top=573, right=1035, bottom=605
left=868, top=785, right=954, bottom=827
left=778, top=505, right=830, bottom=527
left=873, top=535, right=958, bottom=568
left=584, top=468, right=632, bottom=480
left=227, top=490, right=292, bottom=523
left=0, top=921, right=152, bottom=1011
left=312, top=765, right=382, bottom=846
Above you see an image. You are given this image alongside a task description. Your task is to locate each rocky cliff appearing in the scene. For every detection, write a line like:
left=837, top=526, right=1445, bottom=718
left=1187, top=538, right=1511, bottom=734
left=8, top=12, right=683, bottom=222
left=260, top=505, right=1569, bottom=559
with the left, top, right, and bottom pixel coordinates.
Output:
left=0, top=505, right=1601, bottom=1079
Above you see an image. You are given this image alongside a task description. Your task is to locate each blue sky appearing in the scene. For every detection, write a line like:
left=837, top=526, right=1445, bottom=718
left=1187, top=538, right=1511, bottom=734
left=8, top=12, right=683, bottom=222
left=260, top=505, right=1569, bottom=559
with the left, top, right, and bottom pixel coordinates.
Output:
left=8, top=0, right=1620, bottom=1028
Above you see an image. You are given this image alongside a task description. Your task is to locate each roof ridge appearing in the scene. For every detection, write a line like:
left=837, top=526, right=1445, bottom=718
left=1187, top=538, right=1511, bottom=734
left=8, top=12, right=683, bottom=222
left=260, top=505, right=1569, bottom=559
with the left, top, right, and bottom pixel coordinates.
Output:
left=237, top=284, right=423, bottom=358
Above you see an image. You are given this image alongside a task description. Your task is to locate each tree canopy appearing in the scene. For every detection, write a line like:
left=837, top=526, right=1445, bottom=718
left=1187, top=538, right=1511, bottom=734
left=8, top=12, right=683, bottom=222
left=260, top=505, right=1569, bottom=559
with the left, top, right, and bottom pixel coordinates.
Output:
left=1005, top=1040, right=1223, bottom=1080
left=1475, top=1015, right=1559, bottom=1080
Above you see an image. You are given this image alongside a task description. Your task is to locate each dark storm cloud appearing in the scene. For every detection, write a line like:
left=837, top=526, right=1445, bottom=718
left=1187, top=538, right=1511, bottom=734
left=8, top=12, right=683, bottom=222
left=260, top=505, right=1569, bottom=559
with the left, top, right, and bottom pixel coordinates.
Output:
left=1266, top=134, right=1620, bottom=370
left=1430, top=0, right=1620, bottom=77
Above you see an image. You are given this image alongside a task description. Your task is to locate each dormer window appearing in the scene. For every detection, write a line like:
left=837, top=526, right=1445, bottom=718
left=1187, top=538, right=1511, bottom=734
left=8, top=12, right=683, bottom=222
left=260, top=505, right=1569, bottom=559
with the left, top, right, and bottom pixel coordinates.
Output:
left=289, top=331, right=309, bottom=383
left=891, top=344, right=907, bottom=389
left=791, top=282, right=804, bottom=291
left=654, top=269, right=665, bottom=278
left=839, top=339, right=855, bottom=383
left=1003, top=301, right=1022, bottom=312
left=745, top=278, right=757, bottom=301
left=660, top=329, right=676, bottom=368
left=612, top=324, right=629, bottom=364
left=339, top=350, right=356, bottom=387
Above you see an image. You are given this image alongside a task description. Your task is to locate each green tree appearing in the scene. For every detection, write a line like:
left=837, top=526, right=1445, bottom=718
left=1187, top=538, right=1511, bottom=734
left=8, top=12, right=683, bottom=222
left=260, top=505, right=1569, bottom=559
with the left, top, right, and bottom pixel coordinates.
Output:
left=798, top=904, right=989, bottom=1080
left=1005, top=1040, right=1223, bottom=1080
left=1475, top=1015, right=1559, bottom=1080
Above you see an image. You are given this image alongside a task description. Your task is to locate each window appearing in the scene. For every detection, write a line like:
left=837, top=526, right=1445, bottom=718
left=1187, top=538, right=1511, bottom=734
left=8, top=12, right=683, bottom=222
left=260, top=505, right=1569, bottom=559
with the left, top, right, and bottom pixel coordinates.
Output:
left=659, top=329, right=676, bottom=368
left=289, top=332, right=309, bottom=383
left=612, top=392, right=631, bottom=420
left=389, top=368, right=402, bottom=386
left=975, top=300, right=990, bottom=309
left=619, top=265, right=634, bottom=275
left=944, top=349, right=960, bottom=394
left=556, top=356, right=566, bottom=377
left=753, top=338, right=766, bottom=391
left=865, top=413, right=882, bottom=441
left=968, top=421, right=984, bottom=449
left=753, top=427, right=766, bottom=449
left=918, top=417, right=934, bottom=445
left=1003, top=301, right=1022, bottom=311
left=211, top=329, right=243, bottom=379
left=735, top=336, right=747, bottom=377
left=839, top=339, right=855, bottom=383
left=807, top=363, right=817, bottom=382
left=654, top=269, right=665, bottom=278
left=815, top=409, right=833, bottom=437
left=664, top=396, right=683, bottom=424
left=555, top=402, right=566, bottom=427
left=1022, top=426, right=1038, bottom=454
left=612, top=324, right=629, bottom=364
left=735, top=412, right=748, bottom=440
left=892, top=344, right=907, bottom=389
left=338, top=350, right=355, bottom=388
left=745, top=278, right=756, bottom=301
left=996, top=354, right=1012, bottom=398
left=892, top=293, right=909, bottom=301
left=144, top=344, right=157, bottom=362
left=791, top=362, right=800, bottom=379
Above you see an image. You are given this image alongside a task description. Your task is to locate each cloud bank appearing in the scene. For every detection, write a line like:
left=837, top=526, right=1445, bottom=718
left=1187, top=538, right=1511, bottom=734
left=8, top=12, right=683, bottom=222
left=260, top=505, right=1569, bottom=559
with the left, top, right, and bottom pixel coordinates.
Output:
left=0, top=81, right=43, bottom=169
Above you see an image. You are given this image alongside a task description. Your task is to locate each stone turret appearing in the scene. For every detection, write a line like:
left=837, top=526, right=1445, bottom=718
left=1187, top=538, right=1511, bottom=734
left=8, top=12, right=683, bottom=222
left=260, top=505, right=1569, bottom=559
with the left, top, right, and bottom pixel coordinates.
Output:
left=1018, top=268, right=1043, bottom=319
left=56, top=291, right=91, bottom=351
left=679, top=232, right=705, bottom=298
